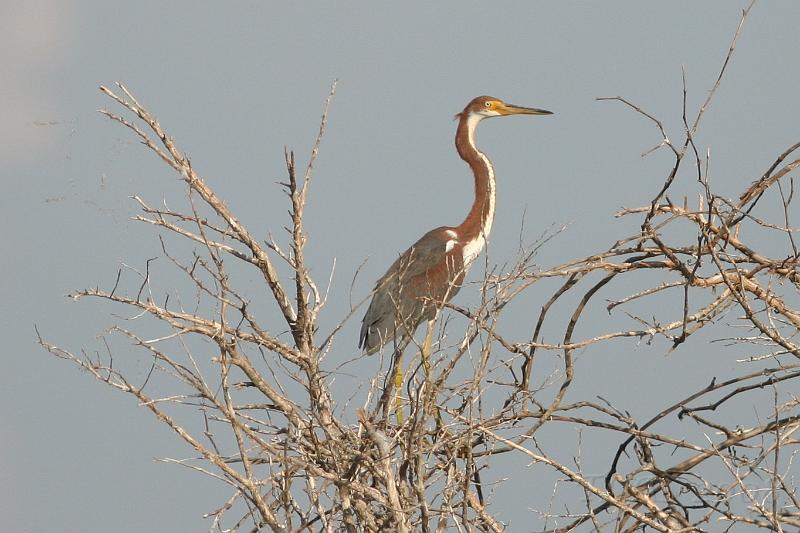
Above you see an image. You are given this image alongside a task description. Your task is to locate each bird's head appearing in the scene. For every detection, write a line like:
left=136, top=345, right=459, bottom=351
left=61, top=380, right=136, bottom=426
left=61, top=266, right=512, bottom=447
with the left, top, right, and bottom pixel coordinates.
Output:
left=458, top=95, right=553, bottom=120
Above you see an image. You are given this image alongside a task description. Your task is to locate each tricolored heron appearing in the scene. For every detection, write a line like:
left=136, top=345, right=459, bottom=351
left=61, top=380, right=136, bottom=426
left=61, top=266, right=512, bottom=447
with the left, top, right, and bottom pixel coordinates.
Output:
left=359, top=96, right=552, bottom=360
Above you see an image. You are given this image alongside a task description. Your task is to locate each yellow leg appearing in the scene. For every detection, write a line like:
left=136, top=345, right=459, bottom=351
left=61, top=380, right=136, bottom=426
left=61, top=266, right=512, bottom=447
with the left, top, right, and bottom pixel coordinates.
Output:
left=420, top=320, right=444, bottom=433
left=393, top=323, right=434, bottom=425
left=422, top=320, right=434, bottom=377
left=394, top=352, right=404, bottom=424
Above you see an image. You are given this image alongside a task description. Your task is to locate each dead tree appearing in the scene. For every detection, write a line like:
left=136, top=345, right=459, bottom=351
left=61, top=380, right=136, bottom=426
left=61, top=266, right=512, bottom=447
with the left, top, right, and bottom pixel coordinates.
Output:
left=41, top=2, right=800, bottom=530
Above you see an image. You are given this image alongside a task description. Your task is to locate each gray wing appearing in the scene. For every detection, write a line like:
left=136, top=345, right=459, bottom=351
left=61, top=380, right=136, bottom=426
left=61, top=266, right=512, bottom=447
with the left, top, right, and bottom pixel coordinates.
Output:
left=359, top=227, right=451, bottom=354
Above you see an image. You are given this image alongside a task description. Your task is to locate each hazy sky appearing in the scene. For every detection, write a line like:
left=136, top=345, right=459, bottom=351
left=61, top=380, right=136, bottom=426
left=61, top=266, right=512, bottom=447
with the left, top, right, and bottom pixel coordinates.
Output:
left=3, top=1, right=799, bottom=531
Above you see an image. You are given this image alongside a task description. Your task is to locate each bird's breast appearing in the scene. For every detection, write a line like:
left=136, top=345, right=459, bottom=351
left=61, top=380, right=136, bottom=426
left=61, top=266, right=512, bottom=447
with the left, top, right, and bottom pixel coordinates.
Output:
left=460, top=236, right=486, bottom=268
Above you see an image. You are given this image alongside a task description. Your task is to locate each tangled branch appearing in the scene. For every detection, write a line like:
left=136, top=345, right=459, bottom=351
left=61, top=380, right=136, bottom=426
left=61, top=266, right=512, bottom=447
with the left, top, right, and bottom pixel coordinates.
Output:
left=41, top=3, right=800, bottom=530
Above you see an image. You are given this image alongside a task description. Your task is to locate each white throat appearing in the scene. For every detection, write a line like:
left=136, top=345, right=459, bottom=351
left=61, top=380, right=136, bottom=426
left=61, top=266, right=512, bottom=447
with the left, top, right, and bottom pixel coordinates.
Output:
left=462, top=112, right=496, bottom=267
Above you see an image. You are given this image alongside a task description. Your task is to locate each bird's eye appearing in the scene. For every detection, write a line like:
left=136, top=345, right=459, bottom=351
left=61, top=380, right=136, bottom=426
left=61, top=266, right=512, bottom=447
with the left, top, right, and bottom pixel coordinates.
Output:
left=484, top=101, right=492, bottom=108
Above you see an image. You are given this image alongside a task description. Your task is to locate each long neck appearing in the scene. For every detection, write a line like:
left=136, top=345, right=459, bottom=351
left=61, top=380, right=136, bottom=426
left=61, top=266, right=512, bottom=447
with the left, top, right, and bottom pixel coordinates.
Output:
left=454, top=113, right=495, bottom=243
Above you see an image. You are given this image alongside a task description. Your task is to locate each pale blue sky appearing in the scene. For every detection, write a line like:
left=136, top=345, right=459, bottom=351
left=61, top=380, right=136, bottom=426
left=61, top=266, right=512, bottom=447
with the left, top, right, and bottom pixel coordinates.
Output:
left=3, top=2, right=798, bottom=531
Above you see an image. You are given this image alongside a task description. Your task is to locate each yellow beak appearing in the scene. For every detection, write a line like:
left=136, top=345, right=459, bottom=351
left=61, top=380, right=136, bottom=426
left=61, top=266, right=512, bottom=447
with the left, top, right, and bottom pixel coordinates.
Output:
left=497, top=102, right=553, bottom=116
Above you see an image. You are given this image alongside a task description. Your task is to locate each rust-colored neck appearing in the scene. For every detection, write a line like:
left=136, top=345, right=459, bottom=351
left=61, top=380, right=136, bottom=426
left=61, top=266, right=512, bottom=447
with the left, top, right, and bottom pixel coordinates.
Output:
left=454, top=112, right=495, bottom=243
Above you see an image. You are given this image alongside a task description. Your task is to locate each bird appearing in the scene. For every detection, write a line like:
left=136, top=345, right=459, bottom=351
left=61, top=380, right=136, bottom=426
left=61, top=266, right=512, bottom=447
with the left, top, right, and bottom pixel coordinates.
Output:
left=359, top=95, right=552, bottom=357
